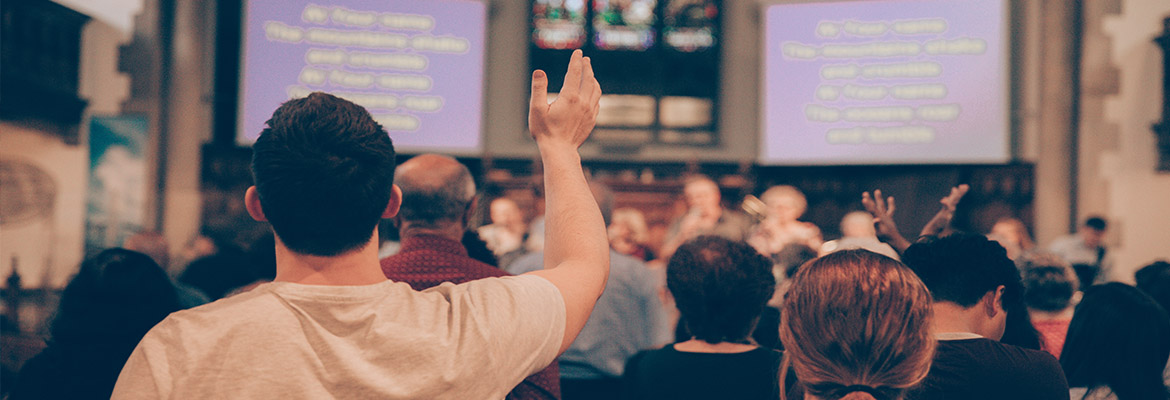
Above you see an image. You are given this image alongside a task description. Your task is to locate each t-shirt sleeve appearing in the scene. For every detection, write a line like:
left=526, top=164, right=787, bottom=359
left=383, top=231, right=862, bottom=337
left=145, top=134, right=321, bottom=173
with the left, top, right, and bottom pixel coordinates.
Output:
left=440, top=274, right=566, bottom=388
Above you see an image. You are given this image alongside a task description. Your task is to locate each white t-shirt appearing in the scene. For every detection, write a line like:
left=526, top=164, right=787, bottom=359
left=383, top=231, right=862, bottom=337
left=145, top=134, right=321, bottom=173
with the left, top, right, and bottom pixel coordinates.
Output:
left=111, top=275, right=565, bottom=399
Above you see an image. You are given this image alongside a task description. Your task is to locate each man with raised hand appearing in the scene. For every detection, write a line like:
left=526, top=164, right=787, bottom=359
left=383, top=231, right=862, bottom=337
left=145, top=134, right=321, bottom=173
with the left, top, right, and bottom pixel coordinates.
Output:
left=112, top=50, right=607, bottom=399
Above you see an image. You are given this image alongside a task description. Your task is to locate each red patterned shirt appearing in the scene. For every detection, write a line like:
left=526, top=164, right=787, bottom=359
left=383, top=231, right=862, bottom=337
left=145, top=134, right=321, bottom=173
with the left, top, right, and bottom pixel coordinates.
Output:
left=382, top=234, right=561, bottom=400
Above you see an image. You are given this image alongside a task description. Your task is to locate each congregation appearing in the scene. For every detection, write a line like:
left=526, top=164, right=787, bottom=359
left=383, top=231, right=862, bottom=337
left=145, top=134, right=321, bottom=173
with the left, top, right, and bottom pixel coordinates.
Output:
left=5, top=51, right=1170, bottom=400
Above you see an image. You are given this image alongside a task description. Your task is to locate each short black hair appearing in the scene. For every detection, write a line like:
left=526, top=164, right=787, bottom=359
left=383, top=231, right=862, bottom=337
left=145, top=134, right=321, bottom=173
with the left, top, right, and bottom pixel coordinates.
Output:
left=667, top=236, right=775, bottom=344
left=251, top=92, right=397, bottom=256
left=901, top=233, right=1023, bottom=309
left=1084, top=216, right=1107, bottom=231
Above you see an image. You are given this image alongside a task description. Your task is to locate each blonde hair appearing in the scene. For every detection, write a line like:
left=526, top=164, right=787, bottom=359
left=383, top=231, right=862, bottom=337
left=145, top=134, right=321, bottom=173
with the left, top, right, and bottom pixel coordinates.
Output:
left=780, top=250, right=935, bottom=400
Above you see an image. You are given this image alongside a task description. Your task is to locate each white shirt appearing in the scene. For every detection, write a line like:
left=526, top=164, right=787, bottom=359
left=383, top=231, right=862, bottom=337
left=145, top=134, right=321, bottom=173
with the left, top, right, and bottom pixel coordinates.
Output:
left=112, top=275, right=565, bottom=399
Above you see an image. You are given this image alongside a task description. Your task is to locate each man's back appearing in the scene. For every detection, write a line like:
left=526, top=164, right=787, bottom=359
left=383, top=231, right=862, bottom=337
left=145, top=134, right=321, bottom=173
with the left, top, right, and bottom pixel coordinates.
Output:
left=112, top=277, right=565, bottom=399
left=381, top=234, right=562, bottom=399
left=906, top=338, right=1069, bottom=400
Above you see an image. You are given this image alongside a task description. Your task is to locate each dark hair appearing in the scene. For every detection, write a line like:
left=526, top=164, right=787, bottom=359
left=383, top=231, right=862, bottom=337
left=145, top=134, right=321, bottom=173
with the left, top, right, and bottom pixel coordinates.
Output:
left=1061, top=283, right=1170, bottom=400
left=1023, top=266, right=1077, bottom=312
left=667, top=236, right=775, bottom=344
left=1135, top=260, right=1170, bottom=318
left=50, top=248, right=181, bottom=347
left=251, top=92, right=397, bottom=256
left=901, top=233, right=1023, bottom=309
left=1083, top=216, right=1107, bottom=231
left=462, top=230, right=498, bottom=267
left=395, top=156, right=475, bottom=228
left=21, top=250, right=182, bottom=400
left=999, top=298, right=1043, bottom=350
left=177, top=246, right=252, bottom=301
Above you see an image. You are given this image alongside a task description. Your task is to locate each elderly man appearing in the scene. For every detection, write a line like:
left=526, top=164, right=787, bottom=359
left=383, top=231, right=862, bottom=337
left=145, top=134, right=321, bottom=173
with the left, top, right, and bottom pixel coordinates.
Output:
left=381, top=154, right=560, bottom=399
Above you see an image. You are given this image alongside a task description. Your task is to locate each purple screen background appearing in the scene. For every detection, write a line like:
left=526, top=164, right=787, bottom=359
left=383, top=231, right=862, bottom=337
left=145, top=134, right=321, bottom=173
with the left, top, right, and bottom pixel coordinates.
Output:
left=762, top=0, right=1008, bottom=165
left=239, top=0, right=486, bottom=153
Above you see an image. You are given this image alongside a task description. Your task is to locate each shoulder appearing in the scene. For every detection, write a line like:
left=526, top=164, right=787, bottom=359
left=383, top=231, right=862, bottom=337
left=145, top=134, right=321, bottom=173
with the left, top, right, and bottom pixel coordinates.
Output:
left=938, top=339, right=1067, bottom=388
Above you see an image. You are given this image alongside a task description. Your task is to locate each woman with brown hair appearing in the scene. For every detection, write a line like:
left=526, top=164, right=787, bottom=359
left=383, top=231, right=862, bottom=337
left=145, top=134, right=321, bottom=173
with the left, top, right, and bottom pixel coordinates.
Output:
left=780, top=250, right=935, bottom=400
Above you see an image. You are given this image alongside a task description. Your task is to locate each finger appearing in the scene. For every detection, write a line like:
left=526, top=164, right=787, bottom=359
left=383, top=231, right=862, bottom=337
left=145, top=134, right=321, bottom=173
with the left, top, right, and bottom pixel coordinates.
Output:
left=530, top=69, right=549, bottom=117
left=887, top=196, right=896, bottom=215
left=561, top=49, right=584, bottom=97
left=580, top=57, right=597, bottom=102
left=873, top=190, right=885, bottom=212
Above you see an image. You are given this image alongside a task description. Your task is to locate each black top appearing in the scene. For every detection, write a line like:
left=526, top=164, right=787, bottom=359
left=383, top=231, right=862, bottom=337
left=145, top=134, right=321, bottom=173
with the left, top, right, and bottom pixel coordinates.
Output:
left=10, top=343, right=134, bottom=400
left=906, top=338, right=1070, bottom=400
left=621, top=345, right=782, bottom=400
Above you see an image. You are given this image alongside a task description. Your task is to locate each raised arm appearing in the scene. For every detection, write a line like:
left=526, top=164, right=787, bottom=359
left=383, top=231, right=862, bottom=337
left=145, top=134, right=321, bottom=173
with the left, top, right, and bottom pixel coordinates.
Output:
left=862, top=189, right=912, bottom=253
left=918, top=184, right=969, bottom=238
left=522, top=50, right=610, bottom=354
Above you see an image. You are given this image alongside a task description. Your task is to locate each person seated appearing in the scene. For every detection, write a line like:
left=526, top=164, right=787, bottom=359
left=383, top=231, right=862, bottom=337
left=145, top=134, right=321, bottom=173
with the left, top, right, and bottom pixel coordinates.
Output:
left=622, top=236, right=781, bottom=400
left=511, top=182, right=671, bottom=400
left=609, top=207, right=656, bottom=261
left=113, top=50, right=609, bottom=398
left=1061, top=283, right=1170, bottom=400
left=900, top=233, right=1069, bottom=400
left=988, top=218, right=1036, bottom=262
left=659, top=176, right=752, bottom=260
left=1020, top=253, right=1079, bottom=358
left=780, top=250, right=935, bottom=400
left=381, top=153, right=560, bottom=400
left=11, top=249, right=184, bottom=399
left=748, top=185, right=822, bottom=258
left=819, top=210, right=899, bottom=260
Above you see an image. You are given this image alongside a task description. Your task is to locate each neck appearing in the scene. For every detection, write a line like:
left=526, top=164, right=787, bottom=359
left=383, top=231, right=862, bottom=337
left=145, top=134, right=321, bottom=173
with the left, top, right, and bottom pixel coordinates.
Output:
left=1029, top=306, right=1075, bottom=321
left=273, top=234, right=387, bottom=285
left=400, top=221, right=463, bottom=242
left=930, top=302, right=995, bottom=338
left=673, top=339, right=758, bottom=354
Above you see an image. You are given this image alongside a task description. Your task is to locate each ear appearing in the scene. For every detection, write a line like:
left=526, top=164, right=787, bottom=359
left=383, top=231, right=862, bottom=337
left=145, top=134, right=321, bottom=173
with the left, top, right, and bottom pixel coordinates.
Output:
left=982, top=285, right=1006, bottom=318
left=382, top=184, right=403, bottom=218
left=462, top=196, right=479, bottom=227
left=245, top=186, right=267, bottom=222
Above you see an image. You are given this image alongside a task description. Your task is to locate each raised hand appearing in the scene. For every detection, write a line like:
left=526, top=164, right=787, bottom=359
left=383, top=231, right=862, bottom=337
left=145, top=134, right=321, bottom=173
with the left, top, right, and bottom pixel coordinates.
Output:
left=529, top=50, right=602, bottom=150
left=862, top=189, right=912, bottom=253
left=919, top=184, right=970, bottom=238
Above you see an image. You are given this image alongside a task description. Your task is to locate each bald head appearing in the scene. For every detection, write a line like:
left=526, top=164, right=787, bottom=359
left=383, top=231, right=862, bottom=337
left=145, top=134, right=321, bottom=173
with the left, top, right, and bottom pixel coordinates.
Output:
left=395, top=154, right=476, bottom=231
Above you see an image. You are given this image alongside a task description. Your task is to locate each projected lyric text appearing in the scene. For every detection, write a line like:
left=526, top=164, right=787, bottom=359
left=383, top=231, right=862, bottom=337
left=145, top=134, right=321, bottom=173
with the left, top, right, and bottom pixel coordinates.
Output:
left=780, top=18, right=987, bottom=145
left=264, top=4, right=473, bottom=132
